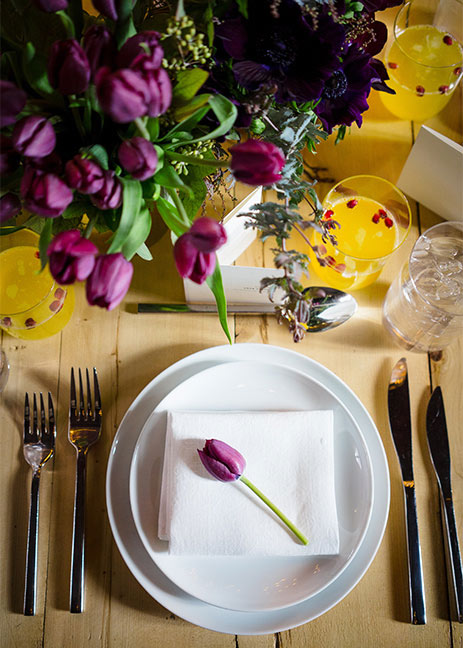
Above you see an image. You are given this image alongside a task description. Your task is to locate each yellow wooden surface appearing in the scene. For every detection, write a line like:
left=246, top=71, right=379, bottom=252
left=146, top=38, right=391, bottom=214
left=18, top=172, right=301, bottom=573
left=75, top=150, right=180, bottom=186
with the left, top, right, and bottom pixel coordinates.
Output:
left=1, top=10, right=462, bottom=647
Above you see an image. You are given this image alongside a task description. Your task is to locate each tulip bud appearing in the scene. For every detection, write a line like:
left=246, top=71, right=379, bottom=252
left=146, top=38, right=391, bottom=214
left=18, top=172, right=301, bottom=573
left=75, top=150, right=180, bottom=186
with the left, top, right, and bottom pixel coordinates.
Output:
left=173, top=218, right=227, bottom=284
left=118, top=137, right=158, bottom=180
left=0, top=136, right=20, bottom=175
left=198, top=439, right=246, bottom=482
left=47, top=230, right=98, bottom=284
left=48, top=39, right=91, bottom=95
left=189, top=217, right=227, bottom=252
left=83, top=24, right=116, bottom=78
left=65, top=154, right=105, bottom=194
left=90, top=169, right=122, bottom=210
left=12, top=116, right=56, bottom=158
left=95, top=67, right=150, bottom=123
left=230, top=140, right=285, bottom=186
left=33, top=0, right=68, bottom=11
left=0, top=193, right=21, bottom=223
left=0, top=80, right=27, bottom=128
left=28, top=151, right=63, bottom=174
left=20, top=166, right=73, bottom=217
left=86, top=253, right=133, bottom=310
left=117, top=31, right=164, bottom=69
left=92, top=0, right=118, bottom=21
left=130, top=63, right=172, bottom=117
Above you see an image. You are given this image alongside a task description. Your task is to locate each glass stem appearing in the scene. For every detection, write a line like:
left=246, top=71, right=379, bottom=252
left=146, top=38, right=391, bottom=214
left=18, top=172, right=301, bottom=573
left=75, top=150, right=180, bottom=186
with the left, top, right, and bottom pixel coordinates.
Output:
left=239, top=475, right=309, bottom=545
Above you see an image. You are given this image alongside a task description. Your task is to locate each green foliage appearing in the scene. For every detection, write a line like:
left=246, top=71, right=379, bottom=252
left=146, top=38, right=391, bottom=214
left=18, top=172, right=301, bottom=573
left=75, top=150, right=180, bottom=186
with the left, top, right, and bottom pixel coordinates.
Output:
left=206, top=262, right=232, bottom=344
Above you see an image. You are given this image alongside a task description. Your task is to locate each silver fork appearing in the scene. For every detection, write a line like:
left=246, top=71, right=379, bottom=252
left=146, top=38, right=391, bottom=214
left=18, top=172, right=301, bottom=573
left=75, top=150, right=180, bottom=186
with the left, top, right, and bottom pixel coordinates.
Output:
left=23, top=392, right=55, bottom=616
left=68, top=367, right=102, bottom=613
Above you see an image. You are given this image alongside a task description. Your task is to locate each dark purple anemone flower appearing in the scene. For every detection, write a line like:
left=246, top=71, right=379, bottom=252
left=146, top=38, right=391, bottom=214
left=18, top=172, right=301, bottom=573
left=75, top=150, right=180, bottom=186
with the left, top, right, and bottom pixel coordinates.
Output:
left=314, top=46, right=391, bottom=134
left=215, top=0, right=346, bottom=104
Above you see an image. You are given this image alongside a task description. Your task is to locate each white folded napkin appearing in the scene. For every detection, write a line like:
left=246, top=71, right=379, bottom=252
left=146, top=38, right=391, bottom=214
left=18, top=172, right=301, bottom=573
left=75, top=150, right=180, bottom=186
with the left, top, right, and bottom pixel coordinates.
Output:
left=158, top=410, right=339, bottom=556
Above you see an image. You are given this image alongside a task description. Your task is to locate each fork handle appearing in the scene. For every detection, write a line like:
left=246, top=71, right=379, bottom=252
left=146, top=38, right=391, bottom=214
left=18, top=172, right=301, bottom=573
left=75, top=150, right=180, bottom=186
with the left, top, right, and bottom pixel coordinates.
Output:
left=24, top=472, right=40, bottom=616
left=70, top=450, right=87, bottom=613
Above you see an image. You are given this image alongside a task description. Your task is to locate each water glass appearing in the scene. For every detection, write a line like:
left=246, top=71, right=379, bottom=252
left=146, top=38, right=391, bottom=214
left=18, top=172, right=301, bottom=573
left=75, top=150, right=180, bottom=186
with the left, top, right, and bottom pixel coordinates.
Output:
left=381, top=0, right=463, bottom=121
left=383, top=221, right=463, bottom=352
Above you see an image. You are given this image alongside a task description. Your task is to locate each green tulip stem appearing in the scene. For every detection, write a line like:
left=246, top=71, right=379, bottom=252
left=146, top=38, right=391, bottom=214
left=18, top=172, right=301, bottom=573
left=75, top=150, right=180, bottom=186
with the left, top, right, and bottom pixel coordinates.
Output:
left=239, top=475, right=309, bottom=545
left=166, top=187, right=191, bottom=228
left=134, top=117, right=151, bottom=141
left=166, top=151, right=230, bottom=170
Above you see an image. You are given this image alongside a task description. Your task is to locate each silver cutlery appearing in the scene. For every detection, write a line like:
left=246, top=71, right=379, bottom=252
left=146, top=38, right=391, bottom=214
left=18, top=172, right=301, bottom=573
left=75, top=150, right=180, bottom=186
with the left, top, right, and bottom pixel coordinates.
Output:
left=426, top=386, right=463, bottom=623
left=137, top=286, right=358, bottom=333
left=69, top=368, right=102, bottom=613
left=23, top=392, right=55, bottom=616
left=388, top=358, right=426, bottom=625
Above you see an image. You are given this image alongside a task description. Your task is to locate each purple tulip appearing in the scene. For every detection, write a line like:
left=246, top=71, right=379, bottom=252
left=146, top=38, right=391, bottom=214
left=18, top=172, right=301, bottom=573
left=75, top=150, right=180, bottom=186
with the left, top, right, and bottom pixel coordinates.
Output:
left=174, top=217, right=227, bottom=284
left=47, top=230, right=98, bottom=284
left=65, top=154, right=105, bottom=194
left=230, top=140, right=285, bottom=186
left=0, top=193, right=21, bottom=223
left=130, top=62, right=172, bottom=117
left=95, top=67, right=150, bottom=123
left=83, top=24, right=116, bottom=78
left=86, top=253, right=133, bottom=310
left=117, top=31, right=164, bottom=69
left=28, top=151, right=63, bottom=174
left=12, top=116, right=56, bottom=158
left=48, top=39, right=91, bottom=95
left=92, top=0, right=118, bottom=21
left=0, top=136, right=20, bottom=175
left=33, top=0, right=68, bottom=11
left=198, top=439, right=246, bottom=482
left=0, top=80, right=27, bottom=128
left=20, top=166, right=73, bottom=217
left=90, top=169, right=122, bottom=210
left=118, top=137, right=158, bottom=180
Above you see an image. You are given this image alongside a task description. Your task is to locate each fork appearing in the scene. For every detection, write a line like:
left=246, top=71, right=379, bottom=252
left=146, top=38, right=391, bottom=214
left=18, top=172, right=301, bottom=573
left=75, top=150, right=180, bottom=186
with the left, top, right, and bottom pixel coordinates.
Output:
left=23, top=392, right=55, bottom=616
left=68, top=367, right=102, bottom=613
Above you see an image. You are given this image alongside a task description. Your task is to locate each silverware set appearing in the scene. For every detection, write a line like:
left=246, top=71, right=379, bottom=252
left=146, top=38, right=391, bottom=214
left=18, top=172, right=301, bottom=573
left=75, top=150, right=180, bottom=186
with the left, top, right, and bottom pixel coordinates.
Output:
left=388, top=357, right=463, bottom=626
left=22, top=368, right=101, bottom=616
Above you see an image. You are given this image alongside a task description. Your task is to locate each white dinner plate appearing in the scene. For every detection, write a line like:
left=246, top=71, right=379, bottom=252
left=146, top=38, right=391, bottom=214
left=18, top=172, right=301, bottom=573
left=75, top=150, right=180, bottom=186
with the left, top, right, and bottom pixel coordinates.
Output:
left=106, top=344, right=390, bottom=635
left=129, top=361, right=373, bottom=612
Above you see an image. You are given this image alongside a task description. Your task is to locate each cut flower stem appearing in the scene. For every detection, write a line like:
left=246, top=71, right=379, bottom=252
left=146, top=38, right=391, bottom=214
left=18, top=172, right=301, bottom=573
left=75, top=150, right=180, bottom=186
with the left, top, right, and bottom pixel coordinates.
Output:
left=239, top=475, right=309, bottom=545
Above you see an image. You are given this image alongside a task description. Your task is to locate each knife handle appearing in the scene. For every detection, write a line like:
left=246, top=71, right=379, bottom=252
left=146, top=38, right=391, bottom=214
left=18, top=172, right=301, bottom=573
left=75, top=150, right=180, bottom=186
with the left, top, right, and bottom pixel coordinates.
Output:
left=404, top=484, right=426, bottom=625
left=440, top=492, right=463, bottom=623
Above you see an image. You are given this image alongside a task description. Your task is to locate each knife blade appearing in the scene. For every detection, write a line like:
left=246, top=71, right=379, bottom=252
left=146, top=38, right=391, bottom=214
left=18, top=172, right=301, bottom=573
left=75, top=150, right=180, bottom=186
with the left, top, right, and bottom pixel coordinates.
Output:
left=388, top=357, right=426, bottom=625
left=426, top=386, right=463, bottom=623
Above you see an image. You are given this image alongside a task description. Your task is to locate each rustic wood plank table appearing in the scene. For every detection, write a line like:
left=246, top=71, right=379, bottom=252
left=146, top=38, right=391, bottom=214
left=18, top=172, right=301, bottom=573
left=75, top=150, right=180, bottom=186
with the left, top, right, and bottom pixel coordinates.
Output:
left=1, top=13, right=462, bottom=647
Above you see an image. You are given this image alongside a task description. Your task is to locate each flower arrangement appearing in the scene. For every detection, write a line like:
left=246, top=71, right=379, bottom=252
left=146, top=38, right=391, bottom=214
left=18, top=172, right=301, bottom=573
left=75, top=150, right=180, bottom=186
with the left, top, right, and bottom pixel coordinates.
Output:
left=0, top=0, right=399, bottom=342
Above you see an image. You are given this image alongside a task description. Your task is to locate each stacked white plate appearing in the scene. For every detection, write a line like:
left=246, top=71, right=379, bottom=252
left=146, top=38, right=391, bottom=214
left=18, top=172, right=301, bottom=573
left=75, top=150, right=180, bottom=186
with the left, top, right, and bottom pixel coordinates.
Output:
left=106, top=344, right=390, bottom=635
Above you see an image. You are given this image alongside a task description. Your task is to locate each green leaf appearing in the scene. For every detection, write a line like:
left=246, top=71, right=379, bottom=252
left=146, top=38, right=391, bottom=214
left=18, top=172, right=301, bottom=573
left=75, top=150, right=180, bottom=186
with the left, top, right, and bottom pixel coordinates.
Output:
left=38, top=219, right=53, bottom=270
left=146, top=117, right=159, bottom=140
left=107, top=178, right=142, bottom=254
left=236, top=0, right=248, bottom=18
left=206, top=261, right=232, bottom=344
left=120, top=205, right=152, bottom=260
left=172, top=69, right=209, bottom=106
left=173, top=93, right=211, bottom=122
left=153, top=163, right=193, bottom=196
left=167, top=94, right=237, bottom=148
left=156, top=196, right=188, bottom=237
left=61, top=201, right=86, bottom=220
left=22, top=42, right=55, bottom=97
left=85, top=144, right=109, bottom=170
left=134, top=241, right=153, bottom=261
left=161, top=104, right=210, bottom=142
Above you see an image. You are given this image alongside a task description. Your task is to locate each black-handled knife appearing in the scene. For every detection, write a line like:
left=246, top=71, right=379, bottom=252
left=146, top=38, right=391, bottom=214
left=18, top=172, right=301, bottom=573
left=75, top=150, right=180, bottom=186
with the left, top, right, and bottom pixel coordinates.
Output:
left=426, top=386, right=463, bottom=623
left=388, top=358, right=426, bottom=625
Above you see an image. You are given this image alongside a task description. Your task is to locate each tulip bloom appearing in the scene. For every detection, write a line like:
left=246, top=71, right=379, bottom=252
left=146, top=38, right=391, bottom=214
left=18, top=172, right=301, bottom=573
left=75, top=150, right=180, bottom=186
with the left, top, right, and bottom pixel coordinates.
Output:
left=86, top=253, right=133, bottom=310
left=90, top=170, right=122, bottom=210
left=118, top=137, right=158, bottom=180
left=173, top=217, right=227, bottom=284
left=130, top=63, right=172, bottom=117
left=92, top=0, right=118, bottom=21
left=0, top=193, right=21, bottom=223
left=198, top=439, right=309, bottom=545
left=33, top=0, right=68, bottom=11
left=47, top=230, right=98, bottom=284
left=83, top=24, right=116, bottom=78
left=20, top=166, right=73, bottom=217
left=65, top=154, right=105, bottom=194
left=117, top=31, right=164, bottom=69
left=48, top=39, right=91, bottom=95
left=95, top=67, right=151, bottom=123
left=0, top=80, right=27, bottom=128
left=230, top=140, right=285, bottom=186
left=12, top=116, right=56, bottom=158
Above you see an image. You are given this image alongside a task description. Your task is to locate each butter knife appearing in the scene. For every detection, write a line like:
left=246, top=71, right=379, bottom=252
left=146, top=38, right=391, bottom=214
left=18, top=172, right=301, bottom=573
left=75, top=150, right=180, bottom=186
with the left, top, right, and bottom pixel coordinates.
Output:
left=426, top=386, right=463, bottom=623
left=388, top=358, right=426, bottom=625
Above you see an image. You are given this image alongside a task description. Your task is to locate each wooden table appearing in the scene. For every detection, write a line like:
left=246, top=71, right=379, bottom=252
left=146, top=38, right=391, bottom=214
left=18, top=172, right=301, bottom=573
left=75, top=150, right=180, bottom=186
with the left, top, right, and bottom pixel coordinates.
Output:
left=1, top=15, right=462, bottom=648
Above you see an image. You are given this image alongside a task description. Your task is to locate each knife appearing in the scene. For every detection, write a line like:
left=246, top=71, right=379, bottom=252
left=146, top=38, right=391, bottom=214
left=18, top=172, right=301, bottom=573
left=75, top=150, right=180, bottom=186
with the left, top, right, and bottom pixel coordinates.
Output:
left=388, top=357, right=426, bottom=625
left=426, top=386, right=463, bottom=623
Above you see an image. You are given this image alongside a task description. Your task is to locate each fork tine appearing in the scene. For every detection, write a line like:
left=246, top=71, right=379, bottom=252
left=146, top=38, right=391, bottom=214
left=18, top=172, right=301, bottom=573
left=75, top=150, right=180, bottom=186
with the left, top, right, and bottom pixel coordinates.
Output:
left=78, top=368, right=85, bottom=417
left=48, top=392, right=55, bottom=437
left=86, top=368, right=92, bottom=417
left=24, top=393, right=31, bottom=442
left=32, top=393, right=39, bottom=442
left=70, top=367, right=77, bottom=414
left=93, top=368, right=101, bottom=419
left=39, top=393, right=46, bottom=440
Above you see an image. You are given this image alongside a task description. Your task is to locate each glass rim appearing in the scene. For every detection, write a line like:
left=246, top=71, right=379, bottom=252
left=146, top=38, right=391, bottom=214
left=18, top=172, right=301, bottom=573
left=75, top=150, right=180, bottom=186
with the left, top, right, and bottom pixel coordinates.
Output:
left=408, top=220, right=463, bottom=317
left=322, top=174, right=412, bottom=262
left=393, top=1, right=463, bottom=71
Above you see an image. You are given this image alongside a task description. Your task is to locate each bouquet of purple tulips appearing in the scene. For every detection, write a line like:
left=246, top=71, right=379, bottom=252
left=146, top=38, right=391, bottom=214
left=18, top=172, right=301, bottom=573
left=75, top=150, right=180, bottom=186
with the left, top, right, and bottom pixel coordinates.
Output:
left=0, top=0, right=399, bottom=341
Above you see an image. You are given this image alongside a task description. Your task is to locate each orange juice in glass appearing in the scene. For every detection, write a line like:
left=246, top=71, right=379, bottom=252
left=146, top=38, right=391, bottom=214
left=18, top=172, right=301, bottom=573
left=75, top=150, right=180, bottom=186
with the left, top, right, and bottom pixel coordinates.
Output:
left=310, top=176, right=411, bottom=290
left=381, top=0, right=463, bottom=121
left=0, top=244, right=75, bottom=340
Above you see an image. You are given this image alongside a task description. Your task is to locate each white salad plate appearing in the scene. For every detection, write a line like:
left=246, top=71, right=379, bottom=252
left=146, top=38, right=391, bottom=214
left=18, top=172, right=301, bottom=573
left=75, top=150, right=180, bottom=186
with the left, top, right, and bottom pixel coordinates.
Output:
left=129, top=360, right=374, bottom=613
left=106, top=343, right=390, bottom=635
